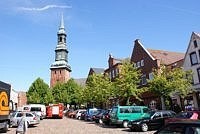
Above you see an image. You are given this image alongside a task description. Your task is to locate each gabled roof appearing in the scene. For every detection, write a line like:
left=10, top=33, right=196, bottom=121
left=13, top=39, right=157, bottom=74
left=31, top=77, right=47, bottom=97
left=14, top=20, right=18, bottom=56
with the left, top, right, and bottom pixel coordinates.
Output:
left=74, top=78, right=86, bottom=86
left=183, top=32, right=200, bottom=62
left=132, top=39, right=184, bottom=65
left=147, top=49, right=185, bottom=65
left=90, top=68, right=104, bottom=74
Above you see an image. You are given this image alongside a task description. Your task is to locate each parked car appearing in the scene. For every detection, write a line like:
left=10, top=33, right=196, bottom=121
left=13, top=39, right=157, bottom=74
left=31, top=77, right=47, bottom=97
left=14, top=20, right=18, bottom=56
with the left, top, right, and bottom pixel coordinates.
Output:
left=110, top=105, right=150, bottom=128
left=102, top=109, right=111, bottom=125
left=75, top=109, right=86, bottom=120
left=80, top=111, right=86, bottom=120
left=94, top=110, right=107, bottom=123
left=23, top=104, right=46, bottom=120
left=154, top=120, right=200, bottom=134
left=68, top=110, right=78, bottom=118
left=84, top=108, right=102, bottom=121
left=10, top=111, right=40, bottom=127
left=165, top=110, right=200, bottom=124
left=128, top=110, right=176, bottom=132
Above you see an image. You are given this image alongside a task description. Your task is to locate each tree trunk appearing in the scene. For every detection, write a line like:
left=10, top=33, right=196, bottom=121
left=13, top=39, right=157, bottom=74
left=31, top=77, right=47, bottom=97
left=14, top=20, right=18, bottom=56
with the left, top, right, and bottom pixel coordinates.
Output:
left=126, top=97, right=130, bottom=106
left=161, top=96, right=166, bottom=110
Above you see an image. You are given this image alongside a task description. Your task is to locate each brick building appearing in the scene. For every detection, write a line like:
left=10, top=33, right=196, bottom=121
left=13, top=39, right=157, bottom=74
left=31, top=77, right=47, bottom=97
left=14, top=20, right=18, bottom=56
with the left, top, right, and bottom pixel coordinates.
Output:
left=130, top=39, right=184, bottom=109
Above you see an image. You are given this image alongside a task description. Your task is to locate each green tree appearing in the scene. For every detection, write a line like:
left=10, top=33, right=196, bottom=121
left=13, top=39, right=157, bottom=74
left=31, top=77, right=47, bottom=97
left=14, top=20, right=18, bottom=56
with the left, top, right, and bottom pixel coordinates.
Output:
left=84, top=74, right=113, bottom=108
left=148, top=66, right=192, bottom=110
left=63, top=79, right=83, bottom=105
left=114, top=59, right=143, bottom=105
left=52, top=82, right=66, bottom=103
left=27, top=77, right=52, bottom=104
left=51, top=79, right=83, bottom=106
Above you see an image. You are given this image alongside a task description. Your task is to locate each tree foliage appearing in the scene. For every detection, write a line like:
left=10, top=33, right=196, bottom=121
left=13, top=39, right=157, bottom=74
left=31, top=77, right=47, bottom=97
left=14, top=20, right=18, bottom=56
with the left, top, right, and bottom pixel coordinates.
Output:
left=84, top=74, right=113, bottom=107
left=27, top=77, right=53, bottom=104
left=148, top=65, right=192, bottom=109
left=114, top=59, right=143, bottom=105
left=51, top=79, right=83, bottom=105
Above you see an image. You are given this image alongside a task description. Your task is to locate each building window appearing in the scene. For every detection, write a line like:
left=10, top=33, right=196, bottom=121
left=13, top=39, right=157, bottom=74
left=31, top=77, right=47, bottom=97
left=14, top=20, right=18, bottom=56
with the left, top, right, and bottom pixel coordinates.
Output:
left=60, top=70, right=61, bottom=74
left=141, top=75, right=147, bottom=85
left=141, top=60, right=144, bottom=66
left=115, top=68, right=119, bottom=76
left=194, top=40, right=198, bottom=48
left=137, top=61, right=140, bottom=68
left=59, top=37, right=62, bottom=42
left=112, top=69, right=115, bottom=78
left=134, top=63, right=136, bottom=68
left=197, top=68, right=200, bottom=83
left=190, top=52, right=198, bottom=65
left=149, top=72, right=154, bottom=80
left=109, top=72, right=112, bottom=79
left=55, top=71, right=56, bottom=74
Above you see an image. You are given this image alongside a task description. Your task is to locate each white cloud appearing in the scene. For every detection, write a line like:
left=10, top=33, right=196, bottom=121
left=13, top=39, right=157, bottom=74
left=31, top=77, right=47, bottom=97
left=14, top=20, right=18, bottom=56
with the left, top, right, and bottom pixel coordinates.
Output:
left=18, top=4, right=72, bottom=11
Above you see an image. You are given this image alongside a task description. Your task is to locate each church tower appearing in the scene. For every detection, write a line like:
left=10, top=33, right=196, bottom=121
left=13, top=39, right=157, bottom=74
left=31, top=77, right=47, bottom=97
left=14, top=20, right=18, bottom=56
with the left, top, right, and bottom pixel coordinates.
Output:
left=50, top=15, right=71, bottom=87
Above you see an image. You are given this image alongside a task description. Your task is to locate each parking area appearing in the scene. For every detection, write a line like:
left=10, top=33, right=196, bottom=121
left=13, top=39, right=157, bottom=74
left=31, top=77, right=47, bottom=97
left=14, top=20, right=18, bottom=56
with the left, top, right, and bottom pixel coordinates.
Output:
left=5, top=117, right=156, bottom=134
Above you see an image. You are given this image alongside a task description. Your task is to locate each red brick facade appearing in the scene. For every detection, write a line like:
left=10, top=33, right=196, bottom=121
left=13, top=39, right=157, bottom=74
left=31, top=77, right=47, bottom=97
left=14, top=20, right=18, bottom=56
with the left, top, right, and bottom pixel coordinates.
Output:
left=130, top=39, right=184, bottom=109
left=50, top=68, right=70, bottom=87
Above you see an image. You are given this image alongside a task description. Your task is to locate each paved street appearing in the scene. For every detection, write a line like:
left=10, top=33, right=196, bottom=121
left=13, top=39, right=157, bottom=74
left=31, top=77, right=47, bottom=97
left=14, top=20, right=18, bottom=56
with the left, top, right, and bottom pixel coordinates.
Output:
left=5, top=117, right=156, bottom=134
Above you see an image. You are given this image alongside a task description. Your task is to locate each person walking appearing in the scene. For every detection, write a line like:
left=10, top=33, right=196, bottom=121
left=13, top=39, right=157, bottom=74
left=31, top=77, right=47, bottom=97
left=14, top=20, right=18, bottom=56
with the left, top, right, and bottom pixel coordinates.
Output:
left=16, top=112, right=28, bottom=134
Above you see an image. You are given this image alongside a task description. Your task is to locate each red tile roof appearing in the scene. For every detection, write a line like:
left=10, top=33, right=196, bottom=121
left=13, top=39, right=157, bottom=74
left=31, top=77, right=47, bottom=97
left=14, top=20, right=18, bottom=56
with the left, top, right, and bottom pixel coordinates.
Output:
left=147, top=49, right=185, bottom=65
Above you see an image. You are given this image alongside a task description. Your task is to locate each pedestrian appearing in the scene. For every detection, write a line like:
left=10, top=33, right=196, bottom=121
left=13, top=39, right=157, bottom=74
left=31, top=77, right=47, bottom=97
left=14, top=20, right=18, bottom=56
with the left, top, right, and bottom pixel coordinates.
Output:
left=16, top=112, right=28, bottom=134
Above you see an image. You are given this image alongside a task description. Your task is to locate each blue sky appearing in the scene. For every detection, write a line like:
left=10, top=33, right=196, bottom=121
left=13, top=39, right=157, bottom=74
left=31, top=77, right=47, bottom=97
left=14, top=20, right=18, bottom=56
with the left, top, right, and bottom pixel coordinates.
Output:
left=0, top=0, right=200, bottom=91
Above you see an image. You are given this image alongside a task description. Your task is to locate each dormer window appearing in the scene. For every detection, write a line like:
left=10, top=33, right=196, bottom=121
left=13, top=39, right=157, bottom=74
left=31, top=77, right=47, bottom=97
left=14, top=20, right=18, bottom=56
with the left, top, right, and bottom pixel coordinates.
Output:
left=194, top=40, right=198, bottom=48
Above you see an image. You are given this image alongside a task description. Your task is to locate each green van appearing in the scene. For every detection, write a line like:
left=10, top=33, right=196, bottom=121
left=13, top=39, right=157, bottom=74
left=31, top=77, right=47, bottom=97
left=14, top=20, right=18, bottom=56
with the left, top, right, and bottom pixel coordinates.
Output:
left=110, top=105, right=150, bottom=128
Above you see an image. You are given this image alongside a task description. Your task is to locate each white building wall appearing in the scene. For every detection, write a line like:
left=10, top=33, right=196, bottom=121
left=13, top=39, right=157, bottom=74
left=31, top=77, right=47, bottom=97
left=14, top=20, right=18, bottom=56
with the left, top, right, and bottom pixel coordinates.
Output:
left=10, top=89, right=18, bottom=110
left=183, top=32, right=200, bottom=109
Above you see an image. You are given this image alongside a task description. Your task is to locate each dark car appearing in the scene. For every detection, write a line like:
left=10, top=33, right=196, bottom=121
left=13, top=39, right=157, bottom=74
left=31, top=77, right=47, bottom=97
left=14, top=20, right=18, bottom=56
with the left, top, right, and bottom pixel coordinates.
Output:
left=94, top=110, right=106, bottom=123
left=154, top=120, right=200, bottom=134
left=80, top=111, right=86, bottom=120
left=165, top=110, right=200, bottom=124
left=101, top=109, right=111, bottom=125
left=84, top=108, right=102, bottom=121
left=128, top=110, right=176, bottom=132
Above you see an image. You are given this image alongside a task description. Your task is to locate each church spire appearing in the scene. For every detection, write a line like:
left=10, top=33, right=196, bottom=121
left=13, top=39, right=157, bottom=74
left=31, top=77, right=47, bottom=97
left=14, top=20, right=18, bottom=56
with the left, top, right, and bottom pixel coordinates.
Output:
left=58, top=13, right=65, bottom=34
left=60, top=13, right=64, bottom=29
left=50, top=14, right=71, bottom=87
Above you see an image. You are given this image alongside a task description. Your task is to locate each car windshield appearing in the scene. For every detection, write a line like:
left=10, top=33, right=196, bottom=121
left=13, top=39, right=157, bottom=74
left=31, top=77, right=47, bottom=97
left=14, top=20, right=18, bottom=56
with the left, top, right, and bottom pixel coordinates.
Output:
left=147, top=111, right=156, bottom=117
left=175, top=112, right=193, bottom=118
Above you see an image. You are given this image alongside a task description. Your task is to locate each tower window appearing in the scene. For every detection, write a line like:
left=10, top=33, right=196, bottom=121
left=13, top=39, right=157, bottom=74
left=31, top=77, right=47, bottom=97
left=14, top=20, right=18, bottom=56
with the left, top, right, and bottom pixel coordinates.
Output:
left=55, top=71, right=56, bottom=74
left=60, top=70, right=61, bottom=74
left=59, top=37, right=62, bottom=42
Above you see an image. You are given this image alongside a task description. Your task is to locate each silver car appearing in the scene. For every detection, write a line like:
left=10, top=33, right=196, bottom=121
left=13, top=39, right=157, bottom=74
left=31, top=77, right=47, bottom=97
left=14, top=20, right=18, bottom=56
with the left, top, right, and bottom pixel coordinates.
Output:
left=10, top=111, right=40, bottom=127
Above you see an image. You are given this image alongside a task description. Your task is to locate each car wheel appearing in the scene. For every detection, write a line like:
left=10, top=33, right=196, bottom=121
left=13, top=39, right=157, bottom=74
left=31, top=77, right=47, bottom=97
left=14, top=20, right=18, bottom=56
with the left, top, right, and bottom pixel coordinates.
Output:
left=123, top=121, right=129, bottom=128
left=78, top=116, right=81, bottom=120
left=141, top=123, right=148, bottom=132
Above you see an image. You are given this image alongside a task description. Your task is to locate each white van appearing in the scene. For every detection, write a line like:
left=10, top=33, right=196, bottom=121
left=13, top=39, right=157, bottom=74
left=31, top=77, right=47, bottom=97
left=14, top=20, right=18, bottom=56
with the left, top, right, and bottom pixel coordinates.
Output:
left=23, top=104, right=46, bottom=120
